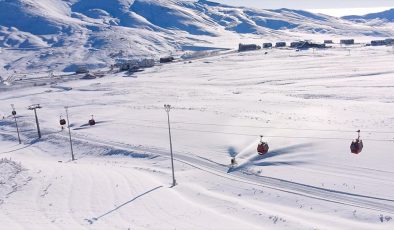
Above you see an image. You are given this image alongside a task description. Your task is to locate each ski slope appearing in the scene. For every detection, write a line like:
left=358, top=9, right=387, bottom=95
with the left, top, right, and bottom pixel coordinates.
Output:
left=1, top=45, right=394, bottom=229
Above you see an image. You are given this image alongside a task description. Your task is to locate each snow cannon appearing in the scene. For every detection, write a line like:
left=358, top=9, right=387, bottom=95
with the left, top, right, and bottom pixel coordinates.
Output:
left=89, top=115, right=96, bottom=126
left=350, top=130, right=363, bottom=154
left=257, top=135, right=269, bottom=155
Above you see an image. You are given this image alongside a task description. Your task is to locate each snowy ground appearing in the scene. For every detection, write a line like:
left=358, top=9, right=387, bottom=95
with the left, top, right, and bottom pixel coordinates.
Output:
left=1, top=45, right=394, bottom=229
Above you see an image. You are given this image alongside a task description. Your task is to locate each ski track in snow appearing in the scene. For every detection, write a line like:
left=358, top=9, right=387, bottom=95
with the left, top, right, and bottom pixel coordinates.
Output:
left=39, top=128, right=394, bottom=215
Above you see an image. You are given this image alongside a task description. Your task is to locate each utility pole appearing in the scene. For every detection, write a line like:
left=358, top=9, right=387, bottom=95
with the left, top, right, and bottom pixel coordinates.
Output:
left=65, top=106, right=75, bottom=161
left=28, top=104, right=42, bottom=139
left=164, top=104, right=176, bottom=187
left=10, top=104, right=21, bottom=144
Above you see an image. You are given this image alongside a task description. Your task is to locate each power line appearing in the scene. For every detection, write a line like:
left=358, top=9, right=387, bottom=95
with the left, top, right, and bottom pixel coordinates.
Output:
left=5, top=107, right=393, bottom=135
left=122, top=118, right=394, bottom=135
left=126, top=123, right=394, bottom=143
left=2, top=113, right=393, bottom=143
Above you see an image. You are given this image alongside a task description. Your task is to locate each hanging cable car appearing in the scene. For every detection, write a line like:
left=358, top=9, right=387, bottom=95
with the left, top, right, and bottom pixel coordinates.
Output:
left=350, top=130, right=363, bottom=154
left=59, top=116, right=66, bottom=126
left=59, top=116, right=66, bottom=130
left=257, top=135, right=269, bottom=155
left=12, top=110, right=16, bottom=116
left=89, top=115, right=96, bottom=126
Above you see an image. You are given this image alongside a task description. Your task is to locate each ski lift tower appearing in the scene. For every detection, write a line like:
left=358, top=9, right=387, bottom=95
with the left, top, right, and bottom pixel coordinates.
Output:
left=28, top=104, right=42, bottom=139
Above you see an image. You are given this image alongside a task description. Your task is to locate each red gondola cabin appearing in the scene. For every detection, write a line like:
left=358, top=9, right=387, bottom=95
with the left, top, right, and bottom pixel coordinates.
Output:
left=89, top=115, right=96, bottom=126
left=257, top=135, right=269, bottom=155
left=350, top=130, right=363, bottom=154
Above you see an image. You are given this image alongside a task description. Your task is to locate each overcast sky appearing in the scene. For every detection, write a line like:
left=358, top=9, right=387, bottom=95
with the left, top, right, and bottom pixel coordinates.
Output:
left=214, top=0, right=394, bottom=16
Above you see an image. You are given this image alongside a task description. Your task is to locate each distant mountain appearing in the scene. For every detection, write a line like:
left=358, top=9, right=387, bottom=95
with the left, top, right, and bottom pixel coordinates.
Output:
left=0, top=0, right=394, bottom=75
left=342, top=8, right=394, bottom=22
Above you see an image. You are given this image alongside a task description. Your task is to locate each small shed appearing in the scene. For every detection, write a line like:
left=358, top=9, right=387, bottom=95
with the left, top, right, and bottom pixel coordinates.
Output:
left=340, top=39, right=355, bottom=45
left=298, top=41, right=326, bottom=49
left=371, top=40, right=387, bottom=46
left=275, top=42, right=286, bottom=48
left=116, top=58, right=155, bottom=70
left=324, top=40, right=333, bottom=44
left=290, top=41, right=303, bottom=48
left=160, top=57, right=175, bottom=63
left=238, top=43, right=261, bottom=52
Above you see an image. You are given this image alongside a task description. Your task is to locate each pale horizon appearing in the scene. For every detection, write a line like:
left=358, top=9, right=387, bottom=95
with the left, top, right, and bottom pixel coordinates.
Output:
left=310, top=7, right=393, bottom=17
left=214, top=0, right=394, bottom=17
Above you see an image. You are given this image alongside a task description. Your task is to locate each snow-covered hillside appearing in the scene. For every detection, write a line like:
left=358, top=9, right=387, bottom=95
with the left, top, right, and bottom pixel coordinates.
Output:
left=1, top=0, right=394, bottom=77
left=343, top=8, right=394, bottom=22
left=0, top=158, right=31, bottom=205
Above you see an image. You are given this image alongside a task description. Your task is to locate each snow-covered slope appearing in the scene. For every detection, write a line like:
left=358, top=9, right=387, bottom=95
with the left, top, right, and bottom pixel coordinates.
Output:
left=1, top=0, right=394, bottom=76
left=343, top=8, right=394, bottom=23
left=0, top=158, right=31, bottom=205
left=1, top=45, right=394, bottom=229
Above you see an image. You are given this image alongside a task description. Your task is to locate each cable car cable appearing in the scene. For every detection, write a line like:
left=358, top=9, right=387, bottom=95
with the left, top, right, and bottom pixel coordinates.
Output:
left=122, top=118, right=394, bottom=134
left=126, top=123, right=394, bottom=143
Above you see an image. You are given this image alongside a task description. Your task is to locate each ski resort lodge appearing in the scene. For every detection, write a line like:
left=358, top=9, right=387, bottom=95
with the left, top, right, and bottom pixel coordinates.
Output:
left=290, top=41, right=326, bottom=49
left=238, top=43, right=261, bottom=52
left=340, top=39, right=355, bottom=45
left=371, top=40, right=387, bottom=46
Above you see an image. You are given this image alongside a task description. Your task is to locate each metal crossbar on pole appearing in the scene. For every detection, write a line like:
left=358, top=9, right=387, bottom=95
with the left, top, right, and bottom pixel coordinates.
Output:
left=28, top=104, right=42, bottom=139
